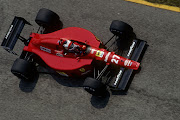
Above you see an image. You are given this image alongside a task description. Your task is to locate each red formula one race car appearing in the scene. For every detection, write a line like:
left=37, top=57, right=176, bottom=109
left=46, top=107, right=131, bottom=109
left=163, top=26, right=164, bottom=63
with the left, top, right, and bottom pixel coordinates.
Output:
left=1, top=8, right=147, bottom=96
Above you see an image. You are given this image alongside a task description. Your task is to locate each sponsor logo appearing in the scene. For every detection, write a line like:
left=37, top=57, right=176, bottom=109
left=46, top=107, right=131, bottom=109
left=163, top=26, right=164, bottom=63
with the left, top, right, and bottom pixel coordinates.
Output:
left=84, top=87, right=95, bottom=92
left=5, top=25, right=13, bottom=39
left=57, top=71, right=69, bottom=77
left=40, top=46, right=51, bottom=53
left=124, top=60, right=132, bottom=66
left=104, top=52, right=111, bottom=62
left=96, top=50, right=104, bottom=58
left=114, top=70, right=123, bottom=86
left=56, top=52, right=63, bottom=57
left=79, top=68, right=86, bottom=72
left=91, top=49, right=96, bottom=54
left=127, top=41, right=136, bottom=57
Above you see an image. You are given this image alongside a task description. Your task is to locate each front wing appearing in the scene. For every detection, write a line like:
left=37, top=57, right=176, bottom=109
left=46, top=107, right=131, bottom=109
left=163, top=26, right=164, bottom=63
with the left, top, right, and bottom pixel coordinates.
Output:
left=108, top=39, right=147, bottom=91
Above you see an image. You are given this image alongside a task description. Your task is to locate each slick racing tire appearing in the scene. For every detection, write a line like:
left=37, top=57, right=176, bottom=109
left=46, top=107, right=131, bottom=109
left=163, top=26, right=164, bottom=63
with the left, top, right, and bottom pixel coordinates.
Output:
left=110, top=20, right=135, bottom=50
left=11, top=58, right=37, bottom=80
left=110, top=20, right=133, bottom=36
left=35, top=8, right=62, bottom=33
left=35, top=8, right=60, bottom=27
left=83, top=77, right=107, bottom=97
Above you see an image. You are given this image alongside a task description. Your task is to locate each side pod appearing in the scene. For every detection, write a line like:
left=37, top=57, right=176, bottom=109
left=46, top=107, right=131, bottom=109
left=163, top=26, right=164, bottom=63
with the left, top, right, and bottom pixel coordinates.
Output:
left=1, top=16, right=31, bottom=55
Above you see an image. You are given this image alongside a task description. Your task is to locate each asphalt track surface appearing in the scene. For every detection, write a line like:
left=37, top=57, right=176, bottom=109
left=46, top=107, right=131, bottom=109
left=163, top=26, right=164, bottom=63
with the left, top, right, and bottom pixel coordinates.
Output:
left=0, top=0, right=179, bottom=120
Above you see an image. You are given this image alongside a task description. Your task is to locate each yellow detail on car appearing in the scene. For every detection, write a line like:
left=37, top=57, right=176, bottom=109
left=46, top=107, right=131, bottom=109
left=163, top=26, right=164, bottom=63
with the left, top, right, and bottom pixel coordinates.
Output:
left=79, top=68, right=86, bottom=72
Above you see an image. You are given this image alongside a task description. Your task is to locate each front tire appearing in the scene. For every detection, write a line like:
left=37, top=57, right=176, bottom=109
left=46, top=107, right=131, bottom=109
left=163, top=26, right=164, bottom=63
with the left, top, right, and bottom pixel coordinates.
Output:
left=110, top=20, right=133, bottom=36
left=83, top=77, right=107, bottom=97
left=110, top=20, right=135, bottom=50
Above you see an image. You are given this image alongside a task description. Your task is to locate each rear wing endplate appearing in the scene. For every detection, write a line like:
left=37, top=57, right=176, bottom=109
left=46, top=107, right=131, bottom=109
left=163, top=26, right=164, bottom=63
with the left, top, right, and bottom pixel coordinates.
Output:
left=1, top=16, right=30, bottom=55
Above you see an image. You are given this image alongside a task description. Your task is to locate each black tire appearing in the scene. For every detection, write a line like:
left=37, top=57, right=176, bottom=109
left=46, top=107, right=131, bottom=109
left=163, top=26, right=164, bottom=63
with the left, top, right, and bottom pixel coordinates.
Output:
left=110, top=20, right=133, bottom=36
left=11, top=58, right=37, bottom=80
left=83, top=77, right=107, bottom=97
left=35, top=8, right=60, bottom=27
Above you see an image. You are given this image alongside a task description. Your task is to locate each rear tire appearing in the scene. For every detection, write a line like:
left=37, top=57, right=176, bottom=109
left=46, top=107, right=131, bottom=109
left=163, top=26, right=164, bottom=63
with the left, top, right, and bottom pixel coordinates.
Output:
left=35, top=8, right=62, bottom=33
left=35, top=8, right=60, bottom=27
left=83, top=77, right=107, bottom=97
left=11, top=58, right=37, bottom=80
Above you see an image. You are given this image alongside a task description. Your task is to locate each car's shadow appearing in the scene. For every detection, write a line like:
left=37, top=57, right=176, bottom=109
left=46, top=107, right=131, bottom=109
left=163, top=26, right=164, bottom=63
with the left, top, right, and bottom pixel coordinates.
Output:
left=19, top=72, right=39, bottom=93
left=90, top=92, right=110, bottom=109
left=18, top=66, right=110, bottom=109
left=50, top=68, right=110, bottom=109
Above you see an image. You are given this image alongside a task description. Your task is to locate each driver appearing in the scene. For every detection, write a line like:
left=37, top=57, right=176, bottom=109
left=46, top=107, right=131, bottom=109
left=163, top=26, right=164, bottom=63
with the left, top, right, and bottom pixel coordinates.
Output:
left=59, top=38, right=86, bottom=54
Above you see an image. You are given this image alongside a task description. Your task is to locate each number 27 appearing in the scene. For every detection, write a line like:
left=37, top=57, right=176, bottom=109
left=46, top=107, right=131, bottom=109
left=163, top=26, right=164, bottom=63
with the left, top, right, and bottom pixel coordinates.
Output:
left=111, top=55, right=120, bottom=64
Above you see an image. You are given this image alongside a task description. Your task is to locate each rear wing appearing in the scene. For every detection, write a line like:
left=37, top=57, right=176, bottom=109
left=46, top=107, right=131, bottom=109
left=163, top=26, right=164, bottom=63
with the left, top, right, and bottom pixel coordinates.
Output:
left=1, top=16, right=30, bottom=55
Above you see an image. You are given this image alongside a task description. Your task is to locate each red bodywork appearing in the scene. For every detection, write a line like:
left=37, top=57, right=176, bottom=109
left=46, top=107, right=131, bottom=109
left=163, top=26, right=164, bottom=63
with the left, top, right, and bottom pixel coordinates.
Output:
left=23, top=27, right=139, bottom=77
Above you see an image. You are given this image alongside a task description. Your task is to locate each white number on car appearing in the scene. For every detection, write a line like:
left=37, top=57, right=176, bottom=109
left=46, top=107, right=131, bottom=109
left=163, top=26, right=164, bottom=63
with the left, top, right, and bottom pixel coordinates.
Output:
left=111, top=55, right=120, bottom=64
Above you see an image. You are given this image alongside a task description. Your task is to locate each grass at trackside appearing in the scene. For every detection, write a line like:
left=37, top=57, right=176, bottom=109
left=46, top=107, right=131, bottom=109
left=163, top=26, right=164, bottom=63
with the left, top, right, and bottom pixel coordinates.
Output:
left=145, top=0, right=180, bottom=7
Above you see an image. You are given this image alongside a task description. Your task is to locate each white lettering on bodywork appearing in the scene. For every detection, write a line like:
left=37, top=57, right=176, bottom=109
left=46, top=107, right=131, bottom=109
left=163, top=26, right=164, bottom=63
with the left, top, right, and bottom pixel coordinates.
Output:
left=5, top=25, right=13, bottom=39
left=104, top=52, right=111, bottom=62
left=127, top=41, right=136, bottom=57
left=40, top=46, right=51, bottom=53
left=124, top=60, right=132, bottom=66
left=111, top=55, right=120, bottom=64
left=91, top=49, right=96, bottom=54
left=114, top=70, right=123, bottom=86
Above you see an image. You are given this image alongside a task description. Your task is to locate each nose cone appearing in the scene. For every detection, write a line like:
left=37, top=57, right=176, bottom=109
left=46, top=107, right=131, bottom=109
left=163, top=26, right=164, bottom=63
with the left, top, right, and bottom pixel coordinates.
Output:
left=129, top=61, right=140, bottom=70
left=124, top=59, right=140, bottom=70
left=132, top=62, right=140, bottom=70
